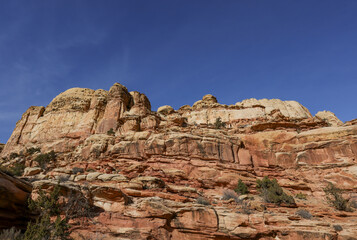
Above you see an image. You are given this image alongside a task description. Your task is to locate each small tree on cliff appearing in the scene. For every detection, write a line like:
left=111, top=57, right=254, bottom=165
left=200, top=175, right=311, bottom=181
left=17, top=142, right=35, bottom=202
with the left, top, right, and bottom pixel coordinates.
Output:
left=324, top=182, right=352, bottom=212
left=256, top=176, right=295, bottom=206
left=214, top=117, right=226, bottom=129
left=24, top=183, right=72, bottom=240
left=107, top=128, right=115, bottom=136
left=234, top=179, right=249, bottom=195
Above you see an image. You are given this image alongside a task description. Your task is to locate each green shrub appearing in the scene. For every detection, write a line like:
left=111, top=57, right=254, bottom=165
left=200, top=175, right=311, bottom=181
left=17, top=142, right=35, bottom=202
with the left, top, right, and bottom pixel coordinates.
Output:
left=9, top=152, right=19, bottom=160
left=296, top=209, right=312, bottom=219
left=234, top=179, right=249, bottom=195
left=72, top=167, right=84, bottom=174
left=324, top=182, right=352, bottom=212
left=256, top=176, right=295, bottom=206
left=214, top=117, right=226, bottom=129
left=24, top=184, right=72, bottom=240
left=26, top=147, right=41, bottom=155
left=34, top=151, right=56, bottom=169
left=64, top=189, right=96, bottom=222
left=107, top=128, right=115, bottom=136
left=333, top=225, right=343, bottom=232
left=295, top=192, right=307, bottom=200
left=0, top=162, right=25, bottom=176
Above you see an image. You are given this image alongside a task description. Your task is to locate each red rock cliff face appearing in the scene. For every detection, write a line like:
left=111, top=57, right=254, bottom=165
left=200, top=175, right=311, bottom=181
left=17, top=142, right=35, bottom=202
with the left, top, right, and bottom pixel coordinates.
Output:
left=1, top=83, right=357, bottom=240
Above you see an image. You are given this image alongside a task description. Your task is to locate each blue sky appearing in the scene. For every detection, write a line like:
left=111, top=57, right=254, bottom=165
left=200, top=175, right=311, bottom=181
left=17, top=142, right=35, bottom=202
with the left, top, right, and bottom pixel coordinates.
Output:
left=0, top=1, right=357, bottom=143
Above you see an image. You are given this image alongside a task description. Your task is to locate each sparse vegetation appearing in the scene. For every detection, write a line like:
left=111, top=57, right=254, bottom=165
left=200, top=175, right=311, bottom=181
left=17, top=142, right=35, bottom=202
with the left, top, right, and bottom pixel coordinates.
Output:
left=214, top=117, right=226, bottom=129
left=26, top=147, right=41, bottom=155
left=196, top=197, right=211, bottom=206
left=234, top=179, right=249, bottom=195
left=64, top=188, right=96, bottom=224
left=295, top=192, right=307, bottom=200
left=72, top=167, right=84, bottom=174
left=24, top=183, right=72, bottom=240
left=333, top=225, right=343, bottom=232
left=34, top=150, right=56, bottom=169
left=0, top=162, right=25, bottom=176
left=296, top=209, right=312, bottom=219
left=222, top=189, right=240, bottom=203
left=256, top=176, right=295, bottom=206
left=107, top=128, right=115, bottom=136
left=324, top=182, right=352, bottom=212
left=9, top=152, right=19, bottom=160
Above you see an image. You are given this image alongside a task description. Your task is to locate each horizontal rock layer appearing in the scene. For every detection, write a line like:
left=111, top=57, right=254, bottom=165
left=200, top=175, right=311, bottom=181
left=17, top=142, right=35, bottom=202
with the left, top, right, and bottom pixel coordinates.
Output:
left=1, top=83, right=356, bottom=239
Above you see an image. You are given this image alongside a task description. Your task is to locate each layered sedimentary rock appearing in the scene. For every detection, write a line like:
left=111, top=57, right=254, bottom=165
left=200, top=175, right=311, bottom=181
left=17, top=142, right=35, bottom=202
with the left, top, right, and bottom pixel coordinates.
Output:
left=1, top=83, right=357, bottom=239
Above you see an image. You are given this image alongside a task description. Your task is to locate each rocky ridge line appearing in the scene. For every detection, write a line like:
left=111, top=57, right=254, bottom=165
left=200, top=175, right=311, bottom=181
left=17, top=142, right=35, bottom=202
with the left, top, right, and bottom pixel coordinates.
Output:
left=0, top=83, right=356, bottom=240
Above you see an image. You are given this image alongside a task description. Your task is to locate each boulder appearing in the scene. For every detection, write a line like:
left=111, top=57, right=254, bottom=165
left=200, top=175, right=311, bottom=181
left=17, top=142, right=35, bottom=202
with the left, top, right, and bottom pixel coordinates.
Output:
left=23, top=167, right=42, bottom=176
left=157, top=105, right=174, bottom=115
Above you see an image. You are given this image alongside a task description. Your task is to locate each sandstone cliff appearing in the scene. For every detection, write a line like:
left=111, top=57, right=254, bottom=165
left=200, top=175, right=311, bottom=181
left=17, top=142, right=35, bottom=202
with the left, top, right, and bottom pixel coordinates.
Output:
left=1, top=83, right=357, bottom=240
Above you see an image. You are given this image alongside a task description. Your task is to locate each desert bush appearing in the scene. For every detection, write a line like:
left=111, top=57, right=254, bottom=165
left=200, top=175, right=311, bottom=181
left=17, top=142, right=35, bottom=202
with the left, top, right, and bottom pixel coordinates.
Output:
left=256, top=176, right=295, bottom=206
left=324, top=182, right=352, bottom=212
left=0, top=162, right=25, bottom=176
left=296, top=209, right=312, bottom=219
left=295, top=192, right=307, bottom=200
left=107, top=128, right=115, bottom=136
left=0, top=227, right=22, bottom=240
left=234, top=179, right=249, bottom=195
left=9, top=152, right=19, bottom=160
left=222, top=189, right=240, bottom=203
left=72, top=167, right=84, bottom=174
left=34, top=150, right=56, bottom=169
left=26, top=147, right=41, bottom=155
left=214, top=117, right=226, bottom=129
left=196, top=197, right=211, bottom=206
left=64, top=189, right=96, bottom=224
left=24, top=183, right=72, bottom=240
left=333, top=225, right=343, bottom=232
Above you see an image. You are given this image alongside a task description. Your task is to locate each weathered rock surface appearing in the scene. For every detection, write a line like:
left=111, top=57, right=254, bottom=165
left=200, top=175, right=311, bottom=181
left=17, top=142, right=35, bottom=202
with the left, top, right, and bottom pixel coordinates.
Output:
left=0, top=170, right=33, bottom=230
left=1, top=83, right=357, bottom=239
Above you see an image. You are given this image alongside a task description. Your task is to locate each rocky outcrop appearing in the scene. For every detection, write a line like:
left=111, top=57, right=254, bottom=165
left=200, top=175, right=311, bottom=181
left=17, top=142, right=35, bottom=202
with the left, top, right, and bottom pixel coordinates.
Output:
left=1, top=83, right=356, bottom=239
left=315, top=110, right=344, bottom=127
left=0, top=170, right=33, bottom=230
left=1, top=83, right=151, bottom=155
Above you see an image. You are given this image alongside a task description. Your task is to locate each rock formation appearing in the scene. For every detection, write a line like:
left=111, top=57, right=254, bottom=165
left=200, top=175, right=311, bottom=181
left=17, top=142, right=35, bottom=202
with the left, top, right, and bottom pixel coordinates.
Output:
left=1, top=83, right=357, bottom=240
left=0, top=170, right=33, bottom=229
